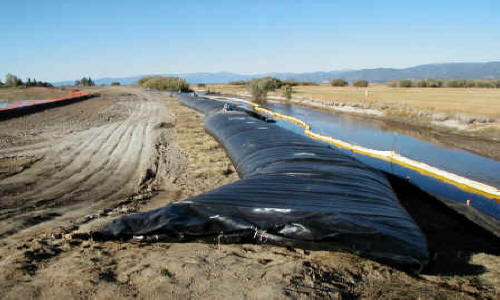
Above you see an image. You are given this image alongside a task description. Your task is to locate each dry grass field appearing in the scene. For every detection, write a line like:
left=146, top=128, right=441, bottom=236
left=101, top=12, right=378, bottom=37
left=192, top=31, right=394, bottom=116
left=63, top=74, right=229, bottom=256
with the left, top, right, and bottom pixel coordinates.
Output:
left=206, top=83, right=500, bottom=119
left=0, top=87, right=69, bottom=102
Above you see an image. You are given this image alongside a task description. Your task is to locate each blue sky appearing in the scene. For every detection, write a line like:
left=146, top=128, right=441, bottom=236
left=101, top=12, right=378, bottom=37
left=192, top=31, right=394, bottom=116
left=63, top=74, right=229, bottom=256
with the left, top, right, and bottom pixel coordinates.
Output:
left=1, top=0, right=499, bottom=82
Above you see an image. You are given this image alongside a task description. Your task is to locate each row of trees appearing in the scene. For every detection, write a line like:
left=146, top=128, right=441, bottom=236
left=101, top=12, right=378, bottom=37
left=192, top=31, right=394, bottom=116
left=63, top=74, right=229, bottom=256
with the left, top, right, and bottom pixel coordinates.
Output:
left=388, top=79, right=500, bottom=88
left=330, top=78, right=369, bottom=87
left=231, top=77, right=500, bottom=89
left=137, top=76, right=191, bottom=92
left=229, top=77, right=370, bottom=89
left=0, top=73, right=53, bottom=88
left=229, top=79, right=318, bottom=87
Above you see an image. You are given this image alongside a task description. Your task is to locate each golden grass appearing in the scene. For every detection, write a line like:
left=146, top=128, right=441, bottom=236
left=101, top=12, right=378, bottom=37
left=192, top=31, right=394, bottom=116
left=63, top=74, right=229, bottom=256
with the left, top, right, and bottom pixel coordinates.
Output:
left=206, top=84, right=500, bottom=118
left=0, top=87, right=69, bottom=102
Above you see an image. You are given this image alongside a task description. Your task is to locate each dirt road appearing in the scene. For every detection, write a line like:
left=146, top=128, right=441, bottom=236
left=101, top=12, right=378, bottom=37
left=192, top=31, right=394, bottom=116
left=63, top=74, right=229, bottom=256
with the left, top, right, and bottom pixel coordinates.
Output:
left=0, top=87, right=498, bottom=299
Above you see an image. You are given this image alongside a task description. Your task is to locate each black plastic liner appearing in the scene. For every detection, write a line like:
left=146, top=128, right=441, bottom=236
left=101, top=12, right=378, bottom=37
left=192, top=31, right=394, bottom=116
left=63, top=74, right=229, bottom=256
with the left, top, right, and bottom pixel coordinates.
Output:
left=99, top=94, right=429, bottom=270
left=177, top=93, right=225, bottom=113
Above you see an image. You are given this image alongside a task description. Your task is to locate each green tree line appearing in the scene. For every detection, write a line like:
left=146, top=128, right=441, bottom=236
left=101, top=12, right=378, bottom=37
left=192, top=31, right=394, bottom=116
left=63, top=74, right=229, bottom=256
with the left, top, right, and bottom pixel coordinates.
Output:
left=388, top=79, right=500, bottom=88
left=330, top=78, right=369, bottom=87
left=0, top=73, right=53, bottom=88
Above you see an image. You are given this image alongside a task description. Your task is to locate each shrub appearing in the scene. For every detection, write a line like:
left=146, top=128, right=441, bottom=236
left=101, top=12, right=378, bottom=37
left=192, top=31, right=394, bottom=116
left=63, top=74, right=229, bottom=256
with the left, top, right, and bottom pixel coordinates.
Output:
left=137, top=76, right=191, bottom=92
left=398, top=79, right=413, bottom=88
left=110, top=82, right=121, bottom=86
left=282, top=80, right=299, bottom=87
left=426, top=79, right=443, bottom=88
left=137, top=77, right=151, bottom=86
left=330, top=78, right=348, bottom=87
left=416, top=80, right=428, bottom=87
left=300, top=81, right=319, bottom=86
left=197, top=83, right=206, bottom=87
left=75, top=77, right=95, bottom=87
left=0, top=80, right=3, bottom=87
left=474, top=80, right=495, bottom=88
left=25, top=78, right=52, bottom=87
left=464, top=80, right=476, bottom=88
left=446, top=80, right=466, bottom=87
left=387, top=80, right=398, bottom=87
left=446, top=80, right=466, bottom=88
left=261, top=77, right=283, bottom=89
left=282, top=85, right=293, bottom=100
left=5, top=73, right=23, bottom=87
left=248, top=77, right=282, bottom=104
left=387, top=78, right=499, bottom=88
left=353, top=80, right=369, bottom=87
left=228, top=80, right=247, bottom=85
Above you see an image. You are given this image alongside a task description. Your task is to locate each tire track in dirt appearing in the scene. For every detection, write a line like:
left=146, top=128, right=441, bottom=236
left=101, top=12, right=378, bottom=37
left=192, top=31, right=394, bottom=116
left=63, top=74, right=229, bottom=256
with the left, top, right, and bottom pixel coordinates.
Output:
left=0, top=89, right=168, bottom=239
left=1, top=98, right=142, bottom=189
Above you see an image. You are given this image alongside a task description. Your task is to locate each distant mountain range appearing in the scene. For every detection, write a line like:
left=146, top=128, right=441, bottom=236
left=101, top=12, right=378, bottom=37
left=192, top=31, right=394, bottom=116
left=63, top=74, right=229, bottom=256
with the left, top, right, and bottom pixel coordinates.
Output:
left=52, top=61, right=500, bottom=86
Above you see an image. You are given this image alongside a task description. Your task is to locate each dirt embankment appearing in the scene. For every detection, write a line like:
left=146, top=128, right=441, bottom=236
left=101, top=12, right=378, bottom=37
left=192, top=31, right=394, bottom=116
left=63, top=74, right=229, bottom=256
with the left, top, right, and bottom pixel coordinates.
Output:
left=0, top=87, right=498, bottom=299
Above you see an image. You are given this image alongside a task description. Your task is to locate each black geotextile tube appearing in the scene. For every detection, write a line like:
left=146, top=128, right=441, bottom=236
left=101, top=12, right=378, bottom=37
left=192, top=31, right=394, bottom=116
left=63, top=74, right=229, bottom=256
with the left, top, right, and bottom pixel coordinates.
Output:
left=99, top=94, right=429, bottom=270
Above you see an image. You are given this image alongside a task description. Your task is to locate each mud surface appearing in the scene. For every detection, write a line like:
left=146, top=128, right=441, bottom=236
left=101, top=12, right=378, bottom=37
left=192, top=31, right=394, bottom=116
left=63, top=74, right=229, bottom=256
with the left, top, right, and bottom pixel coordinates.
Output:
left=0, top=87, right=498, bottom=299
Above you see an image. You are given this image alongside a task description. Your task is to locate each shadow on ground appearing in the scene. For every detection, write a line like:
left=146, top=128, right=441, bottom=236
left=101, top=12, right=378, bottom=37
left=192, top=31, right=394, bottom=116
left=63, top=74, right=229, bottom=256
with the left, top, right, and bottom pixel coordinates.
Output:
left=388, top=174, right=499, bottom=276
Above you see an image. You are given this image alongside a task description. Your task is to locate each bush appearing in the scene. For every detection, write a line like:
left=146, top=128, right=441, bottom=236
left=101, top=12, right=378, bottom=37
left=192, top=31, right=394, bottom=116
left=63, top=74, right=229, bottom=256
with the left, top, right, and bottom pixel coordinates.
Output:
left=387, top=80, right=398, bottom=87
left=197, top=83, right=206, bottom=87
left=474, top=80, right=495, bottom=88
left=25, top=78, right=52, bottom=87
left=137, top=77, right=151, bottom=86
left=282, top=85, right=293, bottom=100
left=330, top=78, right=348, bottom=87
left=399, top=79, right=413, bottom=88
left=299, top=81, right=319, bottom=86
left=426, top=79, right=443, bottom=88
left=248, top=77, right=282, bottom=104
left=110, top=82, right=121, bottom=86
left=416, top=80, right=427, bottom=87
left=387, top=78, right=500, bottom=88
left=228, top=80, right=247, bottom=85
left=282, top=80, right=299, bottom=87
left=138, top=76, right=191, bottom=92
left=75, top=77, right=95, bottom=87
left=353, top=80, right=369, bottom=87
left=5, top=73, right=23, bottom=87
left=261, top=77, right=283, bottom=89
left=446, top=80, right=467, bottom=88
left=464, top=80, right=475, bottom=88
